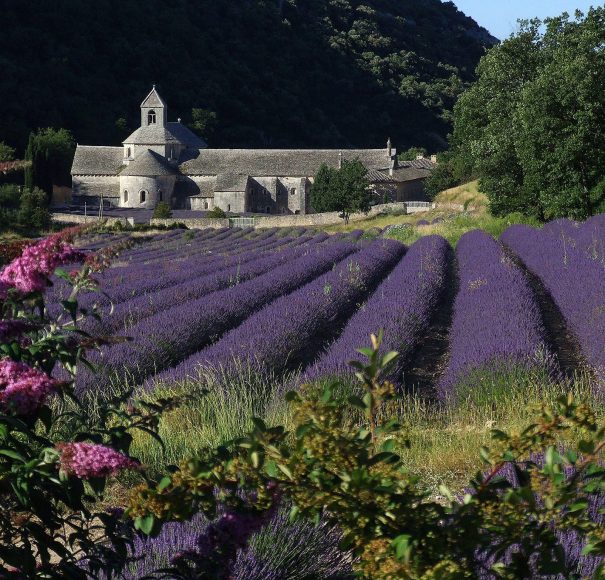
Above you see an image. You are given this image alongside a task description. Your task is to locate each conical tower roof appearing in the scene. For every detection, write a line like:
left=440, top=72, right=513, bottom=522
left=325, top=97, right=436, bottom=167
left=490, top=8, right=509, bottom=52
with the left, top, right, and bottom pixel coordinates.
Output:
left=120, top=149, right=176, bottom=177
left=140, top=85, right=166, bottom=109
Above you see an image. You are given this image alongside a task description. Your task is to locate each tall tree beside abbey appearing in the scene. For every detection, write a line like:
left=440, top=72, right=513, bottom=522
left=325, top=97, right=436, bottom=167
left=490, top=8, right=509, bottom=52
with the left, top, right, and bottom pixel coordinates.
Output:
left=0, top=0, right=494, bottom=155
left=450, top=8, right=605, bottom=220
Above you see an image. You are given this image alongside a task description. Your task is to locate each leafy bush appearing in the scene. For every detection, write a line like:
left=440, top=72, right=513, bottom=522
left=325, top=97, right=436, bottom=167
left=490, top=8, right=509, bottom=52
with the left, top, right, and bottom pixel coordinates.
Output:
left=18, top=186, right=50, bottom=229
left=0, top=228, right=180, bottom=576
left=207, top=206, right=227, bottom=218
left=127, top=332, right=605, bottom=577
left=152, top=201, right=172, bottom=219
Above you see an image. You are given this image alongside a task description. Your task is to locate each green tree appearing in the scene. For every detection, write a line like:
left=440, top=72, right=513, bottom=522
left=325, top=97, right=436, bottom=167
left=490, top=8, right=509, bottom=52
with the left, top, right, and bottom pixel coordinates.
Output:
left=153, top=201, right=173, bottom=219
left=189, top=108, right=218, bottom=142
left=0, top=142, right=15, bottom=162
left=398, top=147, right=427, bottom=161
left=207, top=206, right=227, bottom=218
left=19, top=186, right=50, bottom=229
left=25, top=128, right=75, bottom=198
left=311, top=160, right=370, bottom=223
left=451, top=8, right=605, bottom=220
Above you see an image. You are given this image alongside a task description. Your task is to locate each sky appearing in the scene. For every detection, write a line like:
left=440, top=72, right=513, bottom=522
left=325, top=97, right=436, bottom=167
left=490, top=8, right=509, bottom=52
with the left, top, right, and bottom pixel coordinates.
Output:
left=450, top=1, right=600, bottom=40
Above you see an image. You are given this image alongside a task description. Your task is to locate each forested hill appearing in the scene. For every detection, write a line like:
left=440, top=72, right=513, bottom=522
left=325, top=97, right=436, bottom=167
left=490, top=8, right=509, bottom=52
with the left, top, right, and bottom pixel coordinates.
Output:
left=0, top=0, right=496, bottom=153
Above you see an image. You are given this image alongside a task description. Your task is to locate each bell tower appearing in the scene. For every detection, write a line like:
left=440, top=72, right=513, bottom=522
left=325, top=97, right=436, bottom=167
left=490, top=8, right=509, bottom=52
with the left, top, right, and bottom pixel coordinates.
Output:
left=140, top=85, right=167, bottom=128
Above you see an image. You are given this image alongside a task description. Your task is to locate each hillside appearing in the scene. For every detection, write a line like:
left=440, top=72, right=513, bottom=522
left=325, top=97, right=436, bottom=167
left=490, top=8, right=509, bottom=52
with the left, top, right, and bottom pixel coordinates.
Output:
left=0, top=0, right=496, bottom=153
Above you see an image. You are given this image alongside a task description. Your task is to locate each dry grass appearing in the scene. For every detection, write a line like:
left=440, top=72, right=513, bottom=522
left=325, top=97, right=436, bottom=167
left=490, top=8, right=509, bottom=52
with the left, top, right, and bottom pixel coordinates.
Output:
left=434, top=180, right=487, bottom=212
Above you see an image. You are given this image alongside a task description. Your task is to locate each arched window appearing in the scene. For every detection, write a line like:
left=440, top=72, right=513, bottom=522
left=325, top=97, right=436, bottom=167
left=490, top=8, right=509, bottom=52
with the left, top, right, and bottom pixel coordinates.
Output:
left=290, top=188, right=296, bottom=196
left=123, top=190, right=128, bottom=203
left=170, top=146, right=175, bottom=159
left=227, top=204, right=231, bottom=212
left=158, top=190, right=163, bottom=201
left=140, top=190, right=147, bottom=203
left=266, top=206, right=271, bottom=214
left=126, top=147, right=131, bottom=158
left=204, top=201, right=208, bottom=209
left=147, top=110, right=156, bottom=125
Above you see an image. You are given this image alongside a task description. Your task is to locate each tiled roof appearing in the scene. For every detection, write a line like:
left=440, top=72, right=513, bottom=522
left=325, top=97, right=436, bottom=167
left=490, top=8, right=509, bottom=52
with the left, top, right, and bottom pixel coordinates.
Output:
left=390, top=166, right=432, bottom=182
left=123, top=122, right=207, bottom=148
left=181, top=149, right=393, bottom=177
left=140, top=86, right=166, bottom=109
left=120, top=149, right=177, bottom=177
left=71, top=146, right=124, bottom=175
left=176, top=176, right=216, bottom=198
left=366, top=168, right=395, bottom=183
left=215, top=173, right=250, bottom=191
left=399, top=158, right=437, bottom=170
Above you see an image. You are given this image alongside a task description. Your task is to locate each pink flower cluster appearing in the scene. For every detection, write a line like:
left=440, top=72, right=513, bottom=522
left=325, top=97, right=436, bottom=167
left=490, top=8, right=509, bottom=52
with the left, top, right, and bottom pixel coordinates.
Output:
left=0, top=359, right=58, bottom=415
left=0, top=234, right=86, bottom=295
left=56, top=442, right=140, bottom=479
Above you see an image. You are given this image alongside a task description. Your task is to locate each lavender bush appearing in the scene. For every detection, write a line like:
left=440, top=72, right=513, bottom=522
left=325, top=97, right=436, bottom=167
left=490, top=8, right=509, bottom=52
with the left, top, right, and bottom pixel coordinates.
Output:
left=501, top=224, right=605, bottom=387
left=305, top=235, right=451, bottom=387
left=76, top=243, right=357, bottom=394
left=152, top=239, right=404, bottom=384
left=438, top=229, right=554, bottom=401
left=108, top=509, right=352, bottom=579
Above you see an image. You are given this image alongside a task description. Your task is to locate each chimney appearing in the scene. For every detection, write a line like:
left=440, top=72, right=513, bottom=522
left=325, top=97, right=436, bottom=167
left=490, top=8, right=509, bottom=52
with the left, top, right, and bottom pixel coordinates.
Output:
left=338, top=151, right=343, bottom=169
left=389, top=164, right=393, bottom=177
left=387, top=137, right=392, bottom=157
left=430, top=154, right=438, bottom=164
left=177, top=118, right=182, bottom=123
left=416, top=154, right=424, bottom=160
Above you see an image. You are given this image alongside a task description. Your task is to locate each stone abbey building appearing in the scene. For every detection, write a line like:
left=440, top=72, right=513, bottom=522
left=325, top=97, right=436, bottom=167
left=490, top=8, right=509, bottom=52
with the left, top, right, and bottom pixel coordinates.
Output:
left=71, top=87, right=434, bottom=214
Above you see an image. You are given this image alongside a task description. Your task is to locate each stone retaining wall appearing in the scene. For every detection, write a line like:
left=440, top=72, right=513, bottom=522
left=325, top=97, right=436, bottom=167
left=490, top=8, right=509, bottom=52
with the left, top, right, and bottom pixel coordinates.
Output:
left=150, top=217, right=229, bottom=229
left=52, top=213, right=132, bottom=227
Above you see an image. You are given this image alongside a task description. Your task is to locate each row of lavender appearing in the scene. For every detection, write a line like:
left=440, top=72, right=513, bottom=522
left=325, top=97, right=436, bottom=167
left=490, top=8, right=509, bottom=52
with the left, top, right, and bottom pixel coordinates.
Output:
left=501, top=224, right=605, bottom=385
left=51, top=228, right=305, bottom=315
left=438, top=230, right=556, bottom=401
left=75, top=241, right=359, bottom=394
left=151, top=239, right=406, bottom=387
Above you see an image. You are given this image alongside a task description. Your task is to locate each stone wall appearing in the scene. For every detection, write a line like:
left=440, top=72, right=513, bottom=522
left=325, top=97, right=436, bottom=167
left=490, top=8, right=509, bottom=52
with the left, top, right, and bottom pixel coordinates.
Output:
left=150, top=217, right=229, bottom=229
left=189, top=197, right=215, bottom=211
left=51, top=213, right=131, bottom=226
left=72, top=175, right=119, bottom=204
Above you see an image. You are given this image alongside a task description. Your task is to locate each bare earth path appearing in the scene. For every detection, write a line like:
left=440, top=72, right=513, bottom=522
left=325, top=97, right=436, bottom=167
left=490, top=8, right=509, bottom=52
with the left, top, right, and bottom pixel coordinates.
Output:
left=401, top=256, right=458, bottom=398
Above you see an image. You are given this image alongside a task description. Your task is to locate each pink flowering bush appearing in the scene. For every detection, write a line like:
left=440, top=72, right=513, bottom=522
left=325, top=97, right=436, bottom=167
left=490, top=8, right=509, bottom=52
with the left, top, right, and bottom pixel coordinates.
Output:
left=0, top=233, right=85, bottom=294
left=0, top=228, right=175, bottom=578
left=0, top=358, right=58, bottom=415
left=57, top=442, right=140, bottom=479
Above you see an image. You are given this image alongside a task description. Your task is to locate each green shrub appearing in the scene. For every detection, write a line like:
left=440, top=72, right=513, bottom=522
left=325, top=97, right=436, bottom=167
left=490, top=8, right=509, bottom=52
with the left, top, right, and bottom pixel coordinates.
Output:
left=207, top=206, right=227, bottom=218
left=18, top=186, right=50, bottom=229
left=153, top=201, right=173, bottom=219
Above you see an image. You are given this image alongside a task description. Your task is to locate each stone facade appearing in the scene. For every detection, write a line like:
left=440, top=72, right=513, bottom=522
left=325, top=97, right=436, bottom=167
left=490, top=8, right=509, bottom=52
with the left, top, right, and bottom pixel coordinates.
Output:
left=71, top=88, right=435, bottom=214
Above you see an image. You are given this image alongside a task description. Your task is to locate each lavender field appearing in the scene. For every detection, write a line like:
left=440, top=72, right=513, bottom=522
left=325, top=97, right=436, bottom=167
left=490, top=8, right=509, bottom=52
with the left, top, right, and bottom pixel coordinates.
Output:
left=67, top=218, right=605, bottom=402
left=52, top=220, right=605, bottom=577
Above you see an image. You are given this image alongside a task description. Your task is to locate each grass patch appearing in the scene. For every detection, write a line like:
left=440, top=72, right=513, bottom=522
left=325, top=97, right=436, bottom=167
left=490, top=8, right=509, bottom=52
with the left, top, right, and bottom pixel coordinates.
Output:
left=434, top=180, right=487, bottom=211
left=385, top=211, right=541, bottom=247
left=117, top=359, right=602, bottom=501
left=129, top=364, right=297, bottom=473
left=394, top=369, right=599, bottom=494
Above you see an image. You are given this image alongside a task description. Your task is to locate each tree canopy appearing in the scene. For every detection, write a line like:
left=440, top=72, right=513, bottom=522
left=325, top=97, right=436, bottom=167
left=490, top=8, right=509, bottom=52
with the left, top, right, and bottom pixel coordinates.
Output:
left=24, top=128, right=75, bottom=197
left=311, top=159, right=370, bottom=222
left=0, top=0, right=494, bottom=155
left=451, top=8, right=605, bottom=220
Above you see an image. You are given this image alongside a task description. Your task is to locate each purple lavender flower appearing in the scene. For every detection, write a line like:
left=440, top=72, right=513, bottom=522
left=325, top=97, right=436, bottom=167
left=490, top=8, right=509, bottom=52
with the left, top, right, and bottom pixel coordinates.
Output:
left=76, top=243, right=357, bottom=395
left=501, top=224, right=605, bottom=388
left=152, top=239, right=404, bottom=385
left=305, top=235, right=451, bottom=386
left=438, top=230, right=555, bottom=400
